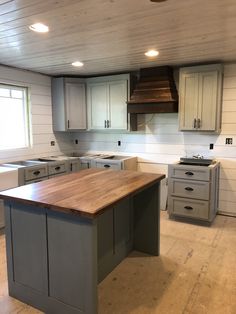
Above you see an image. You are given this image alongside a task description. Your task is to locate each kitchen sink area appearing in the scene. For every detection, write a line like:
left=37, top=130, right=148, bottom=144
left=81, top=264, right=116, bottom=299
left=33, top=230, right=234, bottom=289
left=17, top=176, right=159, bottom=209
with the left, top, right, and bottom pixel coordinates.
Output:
left=0, top=153, right=137, bottom=186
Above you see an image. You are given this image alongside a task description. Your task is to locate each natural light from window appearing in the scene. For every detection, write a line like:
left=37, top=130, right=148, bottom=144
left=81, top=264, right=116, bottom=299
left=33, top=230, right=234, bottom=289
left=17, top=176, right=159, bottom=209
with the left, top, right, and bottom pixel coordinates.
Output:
left=0, top=84, right=31, bottom=150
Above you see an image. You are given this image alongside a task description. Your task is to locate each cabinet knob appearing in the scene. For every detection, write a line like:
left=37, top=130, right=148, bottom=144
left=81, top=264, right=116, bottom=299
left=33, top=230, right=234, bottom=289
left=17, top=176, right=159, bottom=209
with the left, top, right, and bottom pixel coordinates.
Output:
left=33, top=170, right=40, bottom=176
left=184, top=206, right=193, bottom=210
left=185, top=171, right=194, bottom=176
left=185, top=187, right=194, bottom=191
left=55, top=166, right=61, bottom=171
left=104, top=164, right=111, bottom=168
left=107, top=120, right=110, bottom=128
left=67, top=120, right=70, bottom=129
left=104, top=120, right=107, bottom=128
left=193, top=118, right=197, bottom=129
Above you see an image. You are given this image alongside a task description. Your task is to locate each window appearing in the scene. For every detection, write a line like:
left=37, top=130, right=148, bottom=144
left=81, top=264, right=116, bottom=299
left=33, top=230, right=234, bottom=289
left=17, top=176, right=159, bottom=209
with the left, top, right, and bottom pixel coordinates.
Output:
left=0, top=84, right=31, bottom=150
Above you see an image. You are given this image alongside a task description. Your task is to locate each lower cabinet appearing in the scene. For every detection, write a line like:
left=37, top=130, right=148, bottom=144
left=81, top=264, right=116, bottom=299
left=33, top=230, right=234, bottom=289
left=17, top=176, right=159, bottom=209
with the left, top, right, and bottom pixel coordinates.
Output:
left=167, top=162, right=220, bottom=223
left=97, top=197, right=132, bottom=282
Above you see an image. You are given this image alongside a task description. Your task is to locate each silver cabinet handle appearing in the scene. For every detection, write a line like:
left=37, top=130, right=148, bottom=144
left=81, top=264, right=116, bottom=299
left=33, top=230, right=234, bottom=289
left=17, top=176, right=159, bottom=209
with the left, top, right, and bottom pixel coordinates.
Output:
left=67, top=120, right=70, bottom=129
left=104, top=120, right=107, bottom=128
left=197, top=118, right=201, bottom=129
left=107, top=120, right=110, bottom=128
left=193, top=118, right=197, bottom=129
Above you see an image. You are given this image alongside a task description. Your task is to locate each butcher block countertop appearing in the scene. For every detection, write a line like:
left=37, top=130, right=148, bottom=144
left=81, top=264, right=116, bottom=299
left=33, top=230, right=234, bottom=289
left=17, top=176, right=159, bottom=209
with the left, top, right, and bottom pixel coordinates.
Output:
left=0, top=168, right=165, bottom=218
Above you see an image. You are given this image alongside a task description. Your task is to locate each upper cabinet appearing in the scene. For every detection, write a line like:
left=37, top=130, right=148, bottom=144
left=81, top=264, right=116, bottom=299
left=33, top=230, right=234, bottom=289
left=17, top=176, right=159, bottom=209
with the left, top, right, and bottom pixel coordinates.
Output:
left=52, top=77, right=87, bottom=131
left=179, top=64, right=223, bottom=133
left=87, top=74, right=130, bottom=130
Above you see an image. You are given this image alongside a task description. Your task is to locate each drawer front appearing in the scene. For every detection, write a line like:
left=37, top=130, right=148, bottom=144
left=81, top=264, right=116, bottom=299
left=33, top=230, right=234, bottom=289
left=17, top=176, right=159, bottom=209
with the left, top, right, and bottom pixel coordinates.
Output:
left=169, top=179, right=209, bottom=200
left=48, top=162, right=67, bottom=175
left=169, top=165, right=210, bottom=181
left=25, top=166, right=48, bottom=181
left=95, top=162, right=121, bottom=170
left=25, top=176, right=49, bottom=184
left=168, top=197, right=209, bottom=220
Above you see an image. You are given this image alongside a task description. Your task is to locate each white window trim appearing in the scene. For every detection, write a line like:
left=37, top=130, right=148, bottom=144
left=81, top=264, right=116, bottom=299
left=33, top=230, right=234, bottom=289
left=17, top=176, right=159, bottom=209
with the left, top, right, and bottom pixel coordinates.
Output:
left=0, top=83, right=32, bottom=152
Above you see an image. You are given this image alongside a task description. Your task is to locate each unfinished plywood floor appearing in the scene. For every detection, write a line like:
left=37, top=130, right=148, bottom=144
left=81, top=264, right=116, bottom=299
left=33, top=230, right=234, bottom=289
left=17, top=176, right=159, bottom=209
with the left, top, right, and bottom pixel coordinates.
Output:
left=0, top=212, right=235, bottom=314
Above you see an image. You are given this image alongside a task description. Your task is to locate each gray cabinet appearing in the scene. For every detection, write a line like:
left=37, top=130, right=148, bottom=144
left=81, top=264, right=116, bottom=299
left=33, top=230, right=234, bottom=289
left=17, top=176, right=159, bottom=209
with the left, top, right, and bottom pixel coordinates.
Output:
left=92, top=156, right=137, bottom=170
left=87, top=74, right=129, bottom=130
left=179, top=64, right=223, bottom=132
left=52, top=77, right=87, bottom=131
left=167, top=162, right=220, bottom=223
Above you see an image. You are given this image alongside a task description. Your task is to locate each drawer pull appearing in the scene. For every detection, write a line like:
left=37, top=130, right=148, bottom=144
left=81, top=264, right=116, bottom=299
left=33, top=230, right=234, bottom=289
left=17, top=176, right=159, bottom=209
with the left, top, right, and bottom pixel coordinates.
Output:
left=185, top=187, right=194, bottom=191
left=33, top=170, right=40, bottom=176
left=104, top=164, right=111, bottom=168
left=184, top=206, right=193, bottom=210
left=55, top=166, right=61, bottom=171
left=185, top=171, right=194, bottom=176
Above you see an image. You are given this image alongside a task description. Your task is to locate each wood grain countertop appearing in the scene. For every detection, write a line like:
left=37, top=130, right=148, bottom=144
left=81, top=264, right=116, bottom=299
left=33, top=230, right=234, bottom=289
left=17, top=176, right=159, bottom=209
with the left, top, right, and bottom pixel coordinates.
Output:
left=0, top=168, right=165, bottom=218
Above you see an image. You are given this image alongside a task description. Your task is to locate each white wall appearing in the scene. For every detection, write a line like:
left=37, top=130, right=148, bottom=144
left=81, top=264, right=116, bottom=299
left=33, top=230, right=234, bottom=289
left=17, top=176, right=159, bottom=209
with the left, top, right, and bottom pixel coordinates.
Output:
left=73, top=63, right=236, bottom=216
left=0, top=65, right=73, bottom=163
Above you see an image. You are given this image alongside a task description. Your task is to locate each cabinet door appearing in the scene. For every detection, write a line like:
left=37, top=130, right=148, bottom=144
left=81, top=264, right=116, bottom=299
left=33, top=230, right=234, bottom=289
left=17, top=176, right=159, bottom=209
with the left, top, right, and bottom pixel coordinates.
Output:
left=66, top=83, right=86, bottom=130
left=179, top=72, right=198, bottom=130
left=197, top=71, right=218, bottom=131
left=10, top=205, right=48, bottom=293
left=109, top=80, right=128, bottom=130
left=87, top=83, right=108, bottom=129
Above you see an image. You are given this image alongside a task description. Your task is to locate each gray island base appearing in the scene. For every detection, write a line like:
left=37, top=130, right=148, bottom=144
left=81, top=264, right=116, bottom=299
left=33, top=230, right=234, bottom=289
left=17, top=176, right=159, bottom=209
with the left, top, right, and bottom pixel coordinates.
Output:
left=1, top=169, right=165, bottom=314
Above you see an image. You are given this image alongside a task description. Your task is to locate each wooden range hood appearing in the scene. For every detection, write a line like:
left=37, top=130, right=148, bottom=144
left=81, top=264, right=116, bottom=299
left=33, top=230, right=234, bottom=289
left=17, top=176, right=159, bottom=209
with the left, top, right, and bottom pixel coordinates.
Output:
left=127, top=66, right=178, bottom=130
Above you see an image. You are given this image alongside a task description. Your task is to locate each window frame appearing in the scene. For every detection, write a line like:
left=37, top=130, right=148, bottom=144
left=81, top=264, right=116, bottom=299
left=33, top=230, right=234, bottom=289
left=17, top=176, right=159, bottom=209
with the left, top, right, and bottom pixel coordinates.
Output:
left=0, top=82, right=32, bottom=151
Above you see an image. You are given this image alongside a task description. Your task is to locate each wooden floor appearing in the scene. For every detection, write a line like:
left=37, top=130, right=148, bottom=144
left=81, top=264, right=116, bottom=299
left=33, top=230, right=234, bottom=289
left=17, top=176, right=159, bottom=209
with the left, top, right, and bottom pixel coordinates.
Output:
left=0, top=212, right=236, bottom=314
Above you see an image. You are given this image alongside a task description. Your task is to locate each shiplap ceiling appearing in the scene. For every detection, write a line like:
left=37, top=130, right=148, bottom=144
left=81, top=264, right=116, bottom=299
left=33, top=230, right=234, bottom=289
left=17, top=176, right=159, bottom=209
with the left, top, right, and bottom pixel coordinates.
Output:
left=1, top=0, right=236, bottom=76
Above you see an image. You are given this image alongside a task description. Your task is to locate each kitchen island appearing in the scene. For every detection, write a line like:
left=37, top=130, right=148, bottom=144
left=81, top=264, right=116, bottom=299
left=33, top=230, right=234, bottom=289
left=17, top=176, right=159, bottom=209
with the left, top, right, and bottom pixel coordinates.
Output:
left=0, top=168, right=165, bottom=314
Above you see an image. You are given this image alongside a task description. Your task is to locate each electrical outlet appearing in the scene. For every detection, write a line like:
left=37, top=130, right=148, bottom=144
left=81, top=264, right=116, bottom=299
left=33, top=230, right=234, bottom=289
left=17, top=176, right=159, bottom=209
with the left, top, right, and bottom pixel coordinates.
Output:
left=225, top=138, right=233, bottom=145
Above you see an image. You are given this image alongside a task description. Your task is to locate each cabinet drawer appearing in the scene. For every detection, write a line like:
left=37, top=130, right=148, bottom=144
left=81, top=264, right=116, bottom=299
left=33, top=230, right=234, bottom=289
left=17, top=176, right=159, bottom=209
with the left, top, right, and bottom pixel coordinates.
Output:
left=48, top=162, right=67, bottom=175
left=169, top=165, right=210, bottom=181
left=168, top=197, right=209, bottom=220
left=25, top=177, right=49, bottom=184
left=168, top=179, right=209, bottom=200
left=25, top=165, right=48, bottom=181
left=94, top=161, right=121, bottom=170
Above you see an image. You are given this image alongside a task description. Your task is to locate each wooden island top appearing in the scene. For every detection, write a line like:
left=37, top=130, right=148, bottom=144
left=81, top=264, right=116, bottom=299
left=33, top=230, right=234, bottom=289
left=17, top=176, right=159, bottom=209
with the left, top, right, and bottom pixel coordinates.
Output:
left=0, top=168, right=165, bottom=218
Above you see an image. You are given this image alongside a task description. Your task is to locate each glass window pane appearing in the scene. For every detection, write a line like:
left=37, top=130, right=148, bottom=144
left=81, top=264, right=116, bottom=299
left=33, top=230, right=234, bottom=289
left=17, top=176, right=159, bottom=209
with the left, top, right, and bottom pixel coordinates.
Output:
left=11, top=89, right=23, bottom=99
left=0, top=84, right=30, bottom=150
left=0, top=88, right=10, bottom=97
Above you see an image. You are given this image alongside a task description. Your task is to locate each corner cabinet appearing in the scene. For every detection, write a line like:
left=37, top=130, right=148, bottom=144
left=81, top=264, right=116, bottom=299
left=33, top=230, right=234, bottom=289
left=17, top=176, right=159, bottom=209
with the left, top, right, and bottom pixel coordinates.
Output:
left=179, top=64, right=223, bottom=133
left=52, top=77, right=87, bottom=131
left=86, top=74, right=130, bottom=130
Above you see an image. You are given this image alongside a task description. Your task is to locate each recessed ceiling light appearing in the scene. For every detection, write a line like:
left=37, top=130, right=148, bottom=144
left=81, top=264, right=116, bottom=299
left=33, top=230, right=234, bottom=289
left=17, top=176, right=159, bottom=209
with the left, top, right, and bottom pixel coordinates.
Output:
left=29, top=23, right=49, bottom=33
left=72, top=61, right=84, bottom=67
left=145, top=50, right=159, bottom=57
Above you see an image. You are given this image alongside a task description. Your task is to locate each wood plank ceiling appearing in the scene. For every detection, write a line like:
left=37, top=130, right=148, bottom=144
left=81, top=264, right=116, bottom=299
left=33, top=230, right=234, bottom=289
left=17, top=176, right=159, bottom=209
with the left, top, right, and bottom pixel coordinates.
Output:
left=1, top=0, right=236, bottom=76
